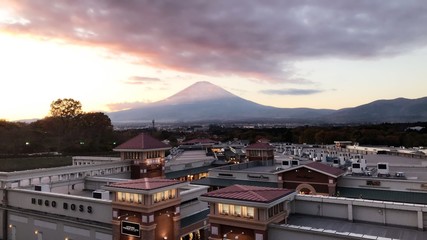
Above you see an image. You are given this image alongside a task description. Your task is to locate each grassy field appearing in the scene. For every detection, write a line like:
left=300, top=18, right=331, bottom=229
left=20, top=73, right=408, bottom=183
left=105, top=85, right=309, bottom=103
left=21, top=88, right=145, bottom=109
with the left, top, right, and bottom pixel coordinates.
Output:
left=0, top=156, right=72, bottom=172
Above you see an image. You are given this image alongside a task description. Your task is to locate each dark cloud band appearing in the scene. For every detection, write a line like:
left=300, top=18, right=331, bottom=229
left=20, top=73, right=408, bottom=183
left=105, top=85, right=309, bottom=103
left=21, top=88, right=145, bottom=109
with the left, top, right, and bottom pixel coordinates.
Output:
left=2, top=0, right=427, bottom=83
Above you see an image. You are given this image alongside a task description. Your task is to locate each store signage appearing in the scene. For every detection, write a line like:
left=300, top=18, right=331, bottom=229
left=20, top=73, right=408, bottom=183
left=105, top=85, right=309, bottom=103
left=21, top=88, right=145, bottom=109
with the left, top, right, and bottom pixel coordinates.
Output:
left=121, top=221, right=140, bottom=237
left=31, top=198, right=93, bottom=214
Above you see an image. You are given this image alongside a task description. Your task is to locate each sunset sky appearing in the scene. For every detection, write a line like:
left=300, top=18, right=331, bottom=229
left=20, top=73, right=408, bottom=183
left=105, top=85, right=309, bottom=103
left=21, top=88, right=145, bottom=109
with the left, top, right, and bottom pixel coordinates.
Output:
left=1, top=1, right=427, bottom=121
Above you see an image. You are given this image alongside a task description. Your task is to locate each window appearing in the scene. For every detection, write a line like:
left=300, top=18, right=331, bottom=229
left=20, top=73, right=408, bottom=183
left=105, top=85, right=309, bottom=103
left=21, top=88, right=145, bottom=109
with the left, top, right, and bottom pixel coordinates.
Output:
left=268, top=203, right=285, bottom=218
left=274, top=205, right=279, bottom=214
left=222, top=204, right=229, bottom=215
left=247, top=207, right=254, bottom=218
left=234, top=205, right=241, bottom=216
left=220, top=204, right=255, bottom=219
left=268, top=208, right=274, bottom=218
left=153, top=190, right=175, bottom=203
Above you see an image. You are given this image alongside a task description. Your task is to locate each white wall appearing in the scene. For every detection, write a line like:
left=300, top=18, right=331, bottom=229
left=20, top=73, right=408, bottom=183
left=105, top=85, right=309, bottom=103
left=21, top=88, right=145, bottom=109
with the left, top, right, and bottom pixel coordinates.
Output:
left=294, top=195, right=427, bottom=230
left=7, top=189, right=112, bottom=223
left=7, top=211, right=112, bottom=240
left=339, top=176, right=427, bottom=192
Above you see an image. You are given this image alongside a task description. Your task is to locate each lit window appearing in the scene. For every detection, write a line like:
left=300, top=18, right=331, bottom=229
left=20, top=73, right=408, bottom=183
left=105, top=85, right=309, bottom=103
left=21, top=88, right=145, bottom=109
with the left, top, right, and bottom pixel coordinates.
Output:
left=234, top=206, right=241, bottom=216
left=222, top=204, right=229, bottom=215
left=247, top=207, right=254, bottom=218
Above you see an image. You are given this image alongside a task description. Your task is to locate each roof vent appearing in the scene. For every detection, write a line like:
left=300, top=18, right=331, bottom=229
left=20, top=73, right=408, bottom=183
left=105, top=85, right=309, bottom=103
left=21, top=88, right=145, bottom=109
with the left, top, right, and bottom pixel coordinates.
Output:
left=34, top=185, right=50, bottom=192
left=93, top=190, right=110, bottom=200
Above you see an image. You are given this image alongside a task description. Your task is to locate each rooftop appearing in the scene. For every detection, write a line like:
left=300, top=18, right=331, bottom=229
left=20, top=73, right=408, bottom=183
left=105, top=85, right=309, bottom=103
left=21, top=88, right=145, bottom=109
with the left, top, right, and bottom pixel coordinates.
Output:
left=284, top=214, right=427, bottom=239
left=246, top=142, right=274, bottom=150
left=298, top=161, right=346, bottom=178
left=201, top=184, right=294, bottom=203
left=193, top=177, right=279, bottom=188
left=107, top=178, right=182, bottom=191
left=167, top=150, right=216, bottom=166
left=114, top=133, right=170, bottom=151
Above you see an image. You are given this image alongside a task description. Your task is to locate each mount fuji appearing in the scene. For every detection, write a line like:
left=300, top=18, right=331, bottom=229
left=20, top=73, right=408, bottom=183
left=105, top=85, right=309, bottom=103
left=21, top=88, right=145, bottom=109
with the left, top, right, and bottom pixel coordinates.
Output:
left=107, top=81, right=334, bottom=123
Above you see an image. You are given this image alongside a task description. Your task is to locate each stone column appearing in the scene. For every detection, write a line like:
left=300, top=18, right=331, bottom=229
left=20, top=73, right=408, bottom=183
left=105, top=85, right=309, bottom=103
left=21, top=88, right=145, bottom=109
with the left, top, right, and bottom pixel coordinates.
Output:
left=417, top=211, right=423, bottom=230
left=347, top=204, right=353, bottom=221
left=112, top=220, right=121, bottom=240
left=140, top=224, right=156, bottom=240
left=173, top=215, right=181, bottom=239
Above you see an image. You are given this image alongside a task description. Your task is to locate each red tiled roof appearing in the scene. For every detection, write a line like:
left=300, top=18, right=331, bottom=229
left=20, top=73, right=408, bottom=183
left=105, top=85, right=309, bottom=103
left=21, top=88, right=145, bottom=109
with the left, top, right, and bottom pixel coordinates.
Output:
left=114, top=133, right=170, bottom=150
left=201, top=185, right=294, bottom=203
left=246, top=142, right=274, bottom=150
left=108, top=178, right=181, bottom=191
left=304, top=162, right=346, bottom=177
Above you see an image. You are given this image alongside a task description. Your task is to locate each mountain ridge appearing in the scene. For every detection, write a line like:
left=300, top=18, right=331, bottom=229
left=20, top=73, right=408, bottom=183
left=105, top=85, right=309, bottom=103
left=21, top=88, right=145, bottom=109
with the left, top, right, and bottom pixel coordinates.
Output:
left=107, top=81, right=427, bottom=124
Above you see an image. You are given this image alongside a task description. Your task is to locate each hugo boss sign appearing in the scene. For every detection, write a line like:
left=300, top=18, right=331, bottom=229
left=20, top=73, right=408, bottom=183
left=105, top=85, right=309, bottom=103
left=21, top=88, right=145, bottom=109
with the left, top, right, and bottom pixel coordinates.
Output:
left=31, top=198, right=93, bottom=214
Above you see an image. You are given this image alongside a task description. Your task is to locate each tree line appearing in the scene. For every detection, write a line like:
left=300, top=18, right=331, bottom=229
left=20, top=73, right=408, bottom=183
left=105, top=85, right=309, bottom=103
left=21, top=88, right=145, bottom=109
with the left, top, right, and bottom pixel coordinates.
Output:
left=207, top=123, right=427, bottom=147
left=1, top=98, right=426, bottom=156
left=0, top=99, right=116, bottom=155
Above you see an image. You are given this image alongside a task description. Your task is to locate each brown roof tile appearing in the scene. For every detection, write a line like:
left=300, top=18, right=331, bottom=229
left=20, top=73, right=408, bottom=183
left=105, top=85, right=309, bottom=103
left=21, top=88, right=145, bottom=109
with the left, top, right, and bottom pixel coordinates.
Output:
left=108, top=178, right=181, bottom=191
left=201, top=184, right=294, bottom=203
left=114, top=133, right=170, bottom=150
left=304, top=162, right=346, bottom=177
left=246, top=142, right=274, bottom=150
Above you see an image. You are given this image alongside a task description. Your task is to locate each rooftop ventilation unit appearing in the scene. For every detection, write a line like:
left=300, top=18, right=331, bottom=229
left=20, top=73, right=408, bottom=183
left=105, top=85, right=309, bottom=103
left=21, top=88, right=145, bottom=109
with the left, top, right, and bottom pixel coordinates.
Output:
left=351, top=163, right=363, bottom=174
left=281, top=160, right=291, bottom=169
left=332, top=158, right=340, bottom=168
left=377, top=162, right=390, bottom=177
left=34, top=185, right=50, bottom=192
left=93, top=190, right=110, bottom=200
left=291, top=160, right=299, bottom=166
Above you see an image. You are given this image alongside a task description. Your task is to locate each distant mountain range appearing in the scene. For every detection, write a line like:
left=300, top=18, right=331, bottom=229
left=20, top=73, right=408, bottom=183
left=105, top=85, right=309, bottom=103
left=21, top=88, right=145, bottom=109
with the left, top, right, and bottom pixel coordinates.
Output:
left=107, top=81, right=427, bottom=124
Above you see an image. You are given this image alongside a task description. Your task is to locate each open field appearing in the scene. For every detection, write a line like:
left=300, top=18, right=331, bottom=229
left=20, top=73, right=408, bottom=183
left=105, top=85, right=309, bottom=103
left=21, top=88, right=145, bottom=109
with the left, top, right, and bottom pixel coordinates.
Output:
left=0, top=156, right=72, bottom=172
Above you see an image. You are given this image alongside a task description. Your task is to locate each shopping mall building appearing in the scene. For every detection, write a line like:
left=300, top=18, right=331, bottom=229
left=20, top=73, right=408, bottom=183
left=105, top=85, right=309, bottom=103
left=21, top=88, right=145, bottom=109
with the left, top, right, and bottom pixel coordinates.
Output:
left=0, top=133, right=427, bottom=240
